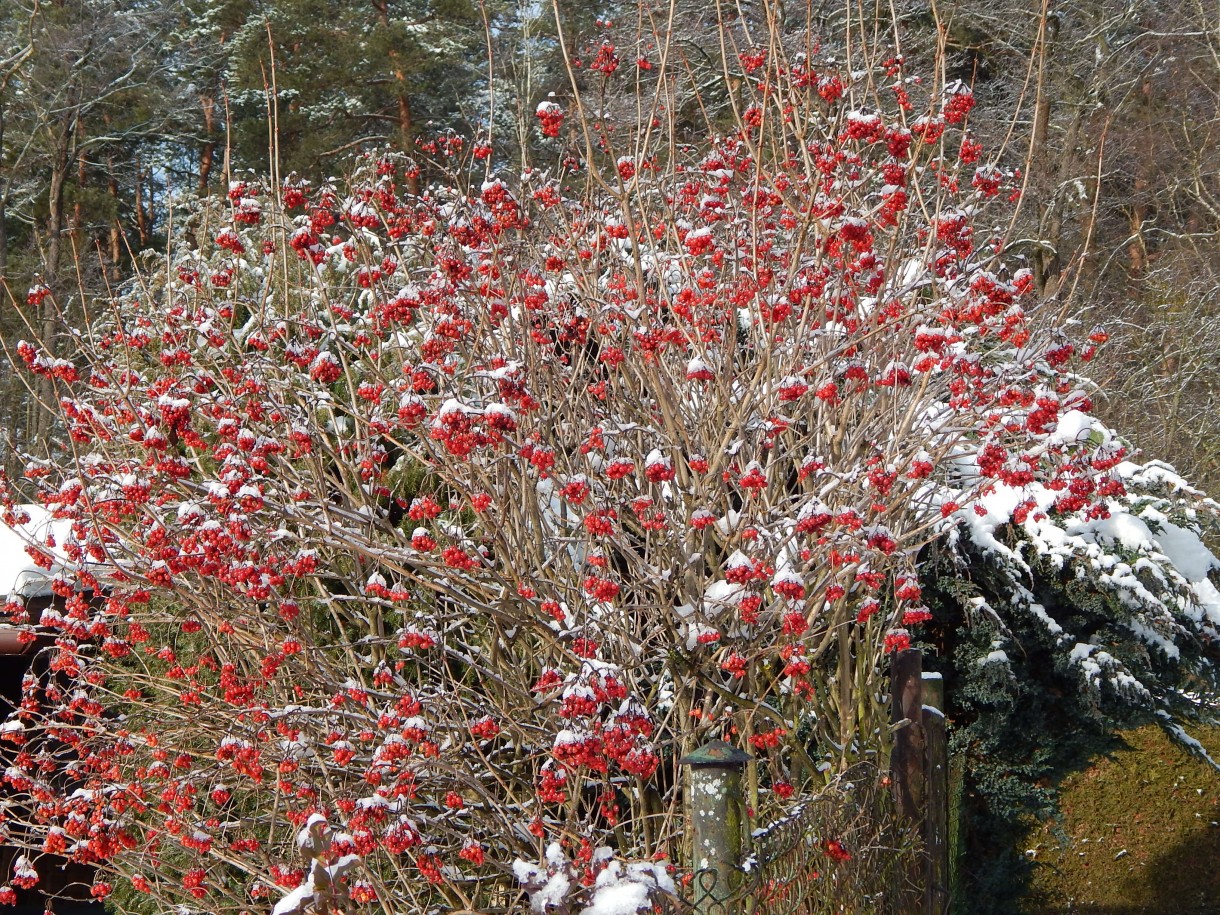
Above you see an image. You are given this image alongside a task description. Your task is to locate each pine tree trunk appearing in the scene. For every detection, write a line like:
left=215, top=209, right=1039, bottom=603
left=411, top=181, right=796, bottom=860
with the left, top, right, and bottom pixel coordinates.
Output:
left=74, top=119, right=87, bottom=248
left=134, top=157, right=150, bottom=248
left=0, top=95, right=8, bottom=282
left=199, top=92, right=216, bottom=195
left=372, top=0, right=419, bottom=195
left=35, top=97, right=78, bottom=454
left=107, top=157, right=122, bottom=279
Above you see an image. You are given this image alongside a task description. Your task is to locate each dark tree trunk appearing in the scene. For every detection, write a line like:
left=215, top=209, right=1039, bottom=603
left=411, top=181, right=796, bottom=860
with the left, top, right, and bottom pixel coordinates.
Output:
left=133, top=156, right=150, bottom=249
left=372, top=0, right=419, bottom=195
left=0, top=95, right=8, bottom=282
left=45, top=106, right=75, bottom=282
left=199, top=92, right=216, bottom=195
left=107, top=157, right=122, bottom=279
left=32, top=95, right=78, bottom=453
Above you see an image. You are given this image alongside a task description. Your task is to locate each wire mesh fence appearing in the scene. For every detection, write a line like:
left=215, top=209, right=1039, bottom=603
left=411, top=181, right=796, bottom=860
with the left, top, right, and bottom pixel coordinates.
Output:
left=658, top=764, right=920, bottom=915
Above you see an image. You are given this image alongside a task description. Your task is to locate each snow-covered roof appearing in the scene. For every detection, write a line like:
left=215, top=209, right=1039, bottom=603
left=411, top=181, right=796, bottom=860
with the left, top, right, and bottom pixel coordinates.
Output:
left=0, top=505, right=75, bottom=599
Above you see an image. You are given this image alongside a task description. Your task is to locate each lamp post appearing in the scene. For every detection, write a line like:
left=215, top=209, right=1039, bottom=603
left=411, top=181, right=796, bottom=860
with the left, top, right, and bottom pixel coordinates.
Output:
left=680, top=739, right=751, bottom=915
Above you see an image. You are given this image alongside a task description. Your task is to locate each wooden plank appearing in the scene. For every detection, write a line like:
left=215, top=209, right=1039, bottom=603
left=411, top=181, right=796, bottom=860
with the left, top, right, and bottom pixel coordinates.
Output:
left=948, top=754, right=965, bottom=912
left=890, top=650, right=925, bottom=913
left=923, top=698, right=949, bottom=915
left=890, top=649, right=925, bottom=820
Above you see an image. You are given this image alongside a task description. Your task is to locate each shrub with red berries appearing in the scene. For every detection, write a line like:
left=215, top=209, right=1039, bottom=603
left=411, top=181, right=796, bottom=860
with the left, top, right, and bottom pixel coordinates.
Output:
left=2, top=12, right=1218, bottom=915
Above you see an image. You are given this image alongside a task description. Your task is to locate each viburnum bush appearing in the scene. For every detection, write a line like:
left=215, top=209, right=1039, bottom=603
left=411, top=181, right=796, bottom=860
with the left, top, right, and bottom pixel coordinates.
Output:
left=1, top=12, right=1217, bottom=915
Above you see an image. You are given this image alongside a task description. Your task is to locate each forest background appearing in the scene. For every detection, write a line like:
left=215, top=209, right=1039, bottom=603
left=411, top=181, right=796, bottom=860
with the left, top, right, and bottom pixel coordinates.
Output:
left=3, top=0, right=1219, bottom=490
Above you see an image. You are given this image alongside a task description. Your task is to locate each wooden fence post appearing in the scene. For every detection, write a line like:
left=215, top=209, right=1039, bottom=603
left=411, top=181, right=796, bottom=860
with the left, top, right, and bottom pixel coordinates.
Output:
left=922, top=672, right=949, bottom=915
left=890, top=654, right=951, bottom=915
left=890, top=649, right=925, bottom=820
left=891, top=649, right=925, bottom=914
left=948, top=754, right=966, bottom=912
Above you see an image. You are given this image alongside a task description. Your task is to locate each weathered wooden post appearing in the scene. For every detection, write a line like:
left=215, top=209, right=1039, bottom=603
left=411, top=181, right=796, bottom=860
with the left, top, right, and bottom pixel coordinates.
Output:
left=890, top=648, right=925, bottom=913
left=890, top=649, right=926, bottom=819
left=891, top=653, right=951, bottom=915
left=948, top=754, right=966, bottom=911
left=681, top=739, right=751, bottom=915
left=922, top=672, right=949, bottom=915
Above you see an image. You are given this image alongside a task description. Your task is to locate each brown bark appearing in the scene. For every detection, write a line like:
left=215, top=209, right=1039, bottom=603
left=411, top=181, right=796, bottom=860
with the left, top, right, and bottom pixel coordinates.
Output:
left=1127, top=179, right=1148, bottom=276
left=0, top=95, right=8, bottom=281
left=0, top=190, right=6, bottom=283
left=107, top=157, right=122, bottom=279
left=372, top=0, right=419, bottom=195
left=199, top=92, right=216, bottom=195
left=33, top=94, right=79, bottom=452
left=45, top=102, right=76, bottom=282
left=133, top=157, right=150, bottom=249
left=397, top=90, right=414, bottom=150
left=1029, top=31, right=1056, bottom=295
left=1126, top=79, right=1155, bottom=278
left=73, top=121, right=86, bottom=245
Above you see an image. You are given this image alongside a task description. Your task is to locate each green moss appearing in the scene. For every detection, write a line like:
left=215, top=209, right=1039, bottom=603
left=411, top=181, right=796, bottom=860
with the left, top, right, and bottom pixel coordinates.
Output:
left=1022, top=726, right=1220, bottom=914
